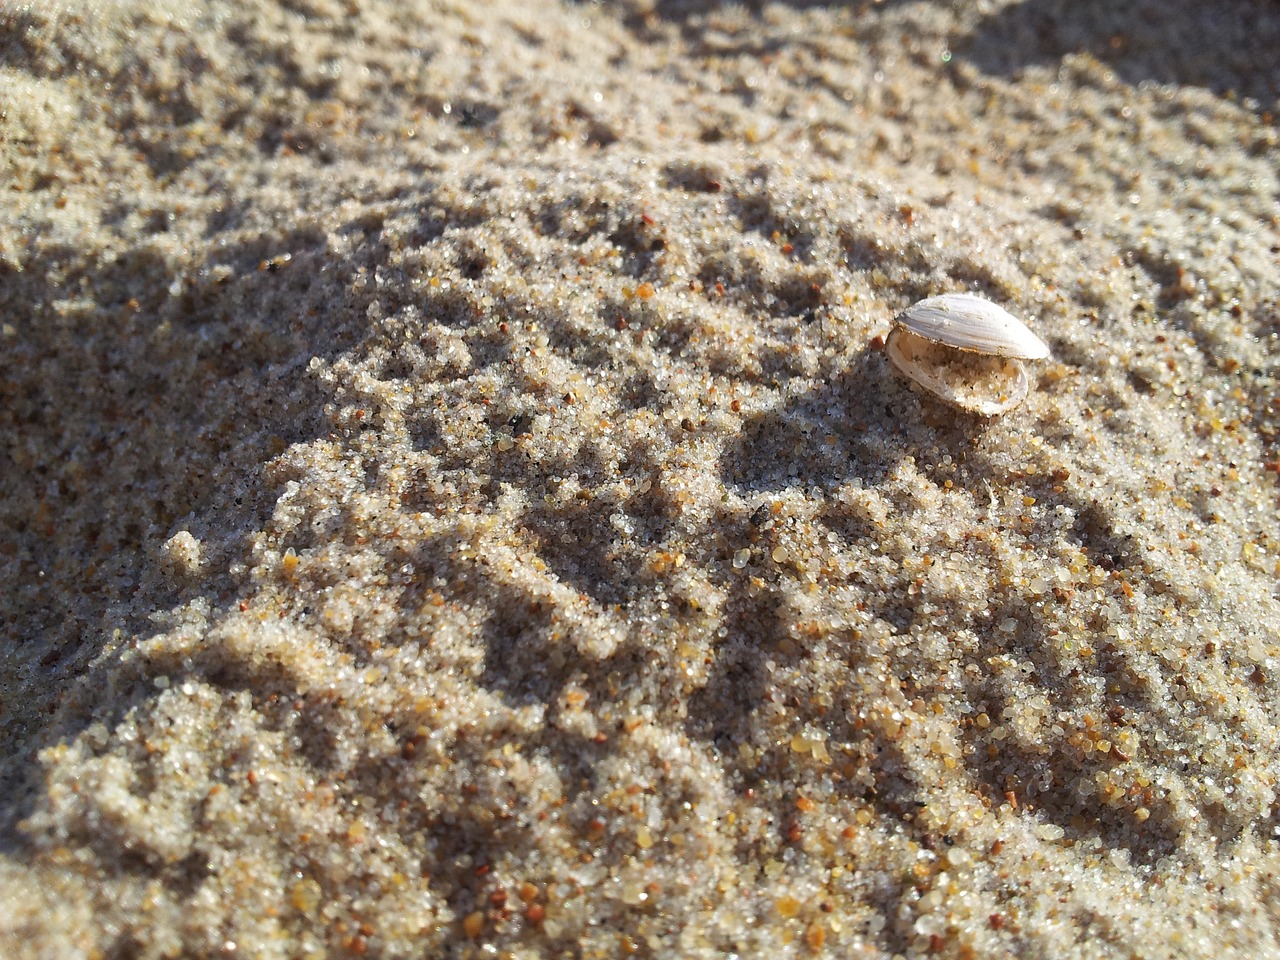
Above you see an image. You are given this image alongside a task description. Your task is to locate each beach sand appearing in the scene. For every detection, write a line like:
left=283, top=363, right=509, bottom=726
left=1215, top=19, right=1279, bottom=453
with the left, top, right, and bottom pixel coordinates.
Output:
left=2, top=1, right=1280, bottom=957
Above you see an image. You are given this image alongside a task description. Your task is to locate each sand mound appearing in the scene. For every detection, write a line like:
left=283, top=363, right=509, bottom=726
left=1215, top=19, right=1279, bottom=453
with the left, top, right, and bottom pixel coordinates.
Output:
left=3, top=2, right=1280, bottom=957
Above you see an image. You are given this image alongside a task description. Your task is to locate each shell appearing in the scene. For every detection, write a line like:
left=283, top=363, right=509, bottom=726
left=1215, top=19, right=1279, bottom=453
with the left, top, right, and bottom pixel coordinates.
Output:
left=895, top=293, right=1050, bottom=359
left=887, top=293, right=1050, bottom=416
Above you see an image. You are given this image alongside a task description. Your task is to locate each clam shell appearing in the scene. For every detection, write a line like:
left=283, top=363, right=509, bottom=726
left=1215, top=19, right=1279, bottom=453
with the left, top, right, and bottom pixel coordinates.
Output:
left=894, top=293, right=1050, bottom=360
left=887, top=293, right=1050, bottom=416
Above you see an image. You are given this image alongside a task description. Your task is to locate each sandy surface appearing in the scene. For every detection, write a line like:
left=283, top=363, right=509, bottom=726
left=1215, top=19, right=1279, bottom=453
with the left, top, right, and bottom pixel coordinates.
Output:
left=3, top=1, right=1280, bottom=957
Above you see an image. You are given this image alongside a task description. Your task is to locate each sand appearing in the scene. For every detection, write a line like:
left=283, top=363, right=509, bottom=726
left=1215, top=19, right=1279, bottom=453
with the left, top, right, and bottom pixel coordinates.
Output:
left=2, top=1, right=1280, bottom=957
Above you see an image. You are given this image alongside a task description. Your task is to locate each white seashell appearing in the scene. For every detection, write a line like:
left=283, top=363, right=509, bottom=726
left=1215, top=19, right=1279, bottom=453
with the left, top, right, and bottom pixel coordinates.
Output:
left=887, top=293, right=1051, bottom=416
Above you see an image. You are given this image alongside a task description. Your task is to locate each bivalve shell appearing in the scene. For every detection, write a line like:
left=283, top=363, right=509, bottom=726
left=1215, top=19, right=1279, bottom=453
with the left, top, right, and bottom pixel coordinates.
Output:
left=887, top=293, right=1050, bottom=416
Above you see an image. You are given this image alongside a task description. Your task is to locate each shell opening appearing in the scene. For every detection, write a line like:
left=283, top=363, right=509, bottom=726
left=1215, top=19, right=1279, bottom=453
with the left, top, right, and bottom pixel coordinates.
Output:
left=887, top=329, right=1032, bottom=416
